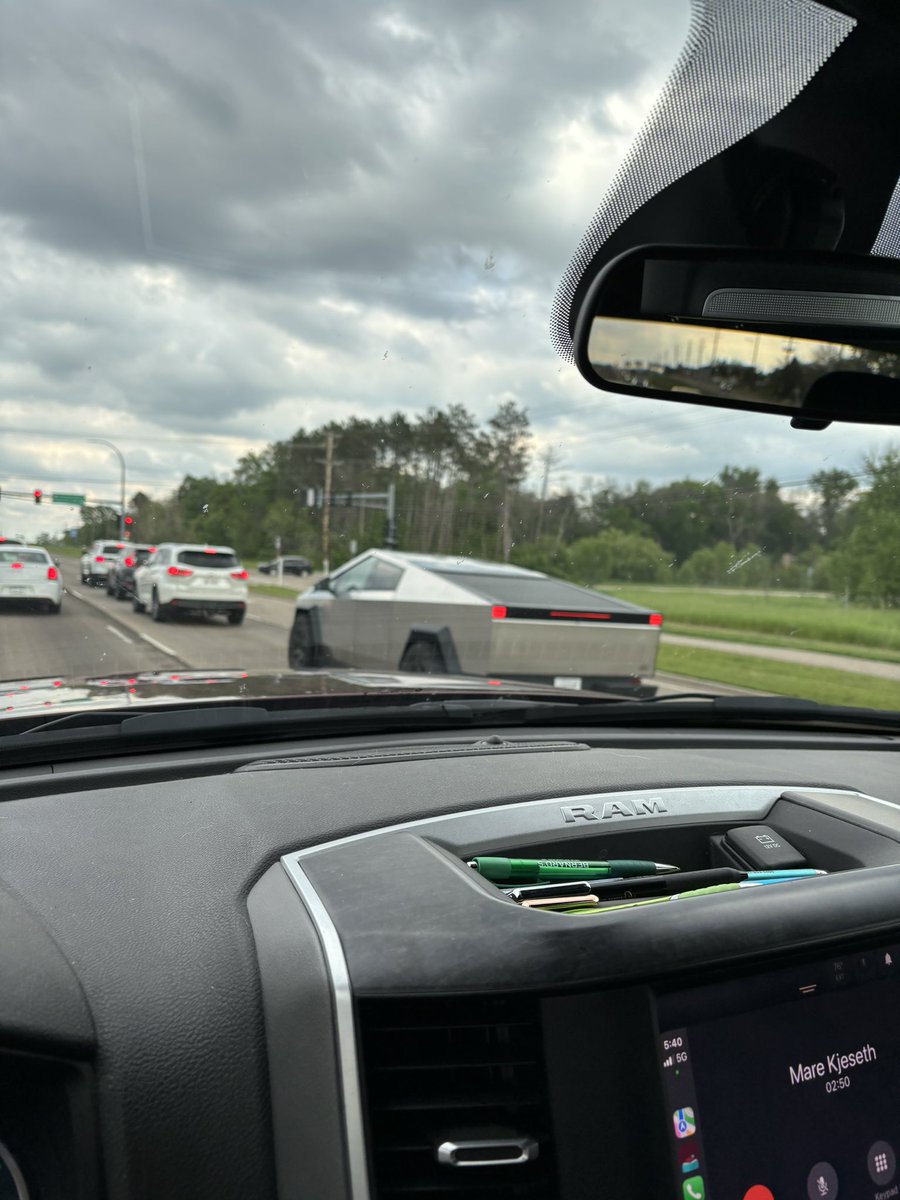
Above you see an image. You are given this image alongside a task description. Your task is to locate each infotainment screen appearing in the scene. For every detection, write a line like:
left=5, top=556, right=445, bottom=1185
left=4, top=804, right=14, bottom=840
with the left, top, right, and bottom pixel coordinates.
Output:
left=657, top=942, right=900, bottom=1200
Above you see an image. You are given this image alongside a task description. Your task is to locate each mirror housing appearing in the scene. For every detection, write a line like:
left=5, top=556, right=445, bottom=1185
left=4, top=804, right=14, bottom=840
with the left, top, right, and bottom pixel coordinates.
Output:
left=573, top=245, right=900, bottom=428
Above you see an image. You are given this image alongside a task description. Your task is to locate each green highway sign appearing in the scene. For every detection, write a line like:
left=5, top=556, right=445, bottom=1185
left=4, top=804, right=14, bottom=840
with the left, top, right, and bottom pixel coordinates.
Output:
left=51, top=493, right=86, bottom=506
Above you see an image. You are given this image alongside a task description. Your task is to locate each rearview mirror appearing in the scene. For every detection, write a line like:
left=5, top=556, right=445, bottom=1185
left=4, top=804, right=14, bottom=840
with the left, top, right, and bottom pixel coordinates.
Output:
left=573, top=245, right=900, bottom=429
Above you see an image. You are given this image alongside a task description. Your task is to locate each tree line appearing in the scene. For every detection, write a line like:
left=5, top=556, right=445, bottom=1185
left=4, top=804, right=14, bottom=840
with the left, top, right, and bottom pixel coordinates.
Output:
left=64, top=401, right=900, bottom=605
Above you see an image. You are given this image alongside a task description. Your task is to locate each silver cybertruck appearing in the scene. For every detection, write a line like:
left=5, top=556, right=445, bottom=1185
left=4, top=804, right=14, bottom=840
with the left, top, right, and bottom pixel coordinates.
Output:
left=287, top=549, right=662, bottom=696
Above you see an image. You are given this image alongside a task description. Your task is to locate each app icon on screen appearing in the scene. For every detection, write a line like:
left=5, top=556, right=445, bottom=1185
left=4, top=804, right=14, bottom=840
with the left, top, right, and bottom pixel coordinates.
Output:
left=680, top=1151, right=700, bottom=1174
left=673, top=1108, right=696, bottom=1139
left=683, top=1177, right=705, bottom=1200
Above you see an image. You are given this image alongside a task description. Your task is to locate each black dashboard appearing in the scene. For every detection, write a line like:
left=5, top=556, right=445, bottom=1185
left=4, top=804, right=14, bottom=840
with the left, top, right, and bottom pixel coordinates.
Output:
left=3, top=726, right=900, bottom=1199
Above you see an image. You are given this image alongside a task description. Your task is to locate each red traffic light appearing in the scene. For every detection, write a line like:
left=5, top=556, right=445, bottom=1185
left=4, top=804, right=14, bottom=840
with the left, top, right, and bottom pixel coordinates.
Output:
left=124, top=515, right=134, bottom=525
left=33, top=489, right=42, bottom=504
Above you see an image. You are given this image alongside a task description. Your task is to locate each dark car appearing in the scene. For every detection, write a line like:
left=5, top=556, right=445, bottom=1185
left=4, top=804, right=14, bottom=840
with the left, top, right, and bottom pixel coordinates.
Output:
left=106, top=544, right=156, bottom=599
left=257, top=555, right=312, bottom=577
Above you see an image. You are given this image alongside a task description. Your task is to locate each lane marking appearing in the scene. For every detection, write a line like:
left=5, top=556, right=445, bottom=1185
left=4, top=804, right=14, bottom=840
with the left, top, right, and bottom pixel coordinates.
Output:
left=139, top=632, right=179, bottom=658
left=65, top=578, right=185, bottom=664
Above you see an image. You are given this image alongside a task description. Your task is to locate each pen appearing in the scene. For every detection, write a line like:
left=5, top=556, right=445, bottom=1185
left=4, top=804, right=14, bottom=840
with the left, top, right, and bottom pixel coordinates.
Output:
left=468, top=857, right=679, bottom=883
left=509, top=866, right=825, bottom=903
left=571, top=878, right=807, bottom=915
left=520, top=895, right=601, bottom=910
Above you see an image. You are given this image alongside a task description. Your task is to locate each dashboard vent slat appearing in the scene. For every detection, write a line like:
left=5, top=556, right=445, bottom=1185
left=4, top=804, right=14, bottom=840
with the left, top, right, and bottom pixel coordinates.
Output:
left=359, top=994, right=557, bottom=1200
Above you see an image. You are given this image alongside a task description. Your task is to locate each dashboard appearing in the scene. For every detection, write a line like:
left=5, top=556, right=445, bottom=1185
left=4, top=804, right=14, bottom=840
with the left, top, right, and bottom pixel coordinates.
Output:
left=2, top=725, right=900, bottom=1199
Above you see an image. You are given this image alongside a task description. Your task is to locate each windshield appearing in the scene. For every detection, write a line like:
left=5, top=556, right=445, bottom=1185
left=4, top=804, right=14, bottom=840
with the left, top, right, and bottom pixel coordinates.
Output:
left=1, top=0, right=898, bottom=715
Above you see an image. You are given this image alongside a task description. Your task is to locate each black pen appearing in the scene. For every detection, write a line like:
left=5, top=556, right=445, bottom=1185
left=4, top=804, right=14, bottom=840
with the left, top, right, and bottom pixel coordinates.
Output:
left=509, top=867, right=825, bottom=903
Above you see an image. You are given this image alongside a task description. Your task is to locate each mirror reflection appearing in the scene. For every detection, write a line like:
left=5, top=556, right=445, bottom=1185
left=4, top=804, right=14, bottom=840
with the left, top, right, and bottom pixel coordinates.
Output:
left=588, top=318, right=900, bottom=410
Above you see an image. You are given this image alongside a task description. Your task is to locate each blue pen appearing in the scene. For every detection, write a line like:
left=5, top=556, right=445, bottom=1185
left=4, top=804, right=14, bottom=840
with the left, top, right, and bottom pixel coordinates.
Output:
left=508, top=866, right=825, bottom=904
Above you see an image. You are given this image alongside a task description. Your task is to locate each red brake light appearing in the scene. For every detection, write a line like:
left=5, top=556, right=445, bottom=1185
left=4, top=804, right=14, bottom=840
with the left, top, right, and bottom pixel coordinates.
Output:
left=230, top=569, right=248, bottom=580
left=124, top=557, right=135, bottom=568
left=649, top=613, right=663, bottom=627
left=47, top=566, right=58, bottom=581
left=11, top=562, right=23, bottom=570
left=549, top=610, right=611, bottom=620
left=490, top=605, right=507, bottom=620
left=203, top=548, right=216, bottom=554
left=167, top=566, right=193, bottom=577
left=148, top=546, right=157, bottom=553
left=95, top=555, right=104, bottom=563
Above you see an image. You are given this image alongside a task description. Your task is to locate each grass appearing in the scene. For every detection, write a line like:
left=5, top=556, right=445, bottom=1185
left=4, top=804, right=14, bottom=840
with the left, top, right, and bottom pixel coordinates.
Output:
left=41, top=542, right=81, bottom=559
left=663, top=623, right=900, bottom=666
left=249, top=582, right=298, bottom=601
left=599, top=586, right=900, bottom=657
left=657, top=643, right=900, bottom=710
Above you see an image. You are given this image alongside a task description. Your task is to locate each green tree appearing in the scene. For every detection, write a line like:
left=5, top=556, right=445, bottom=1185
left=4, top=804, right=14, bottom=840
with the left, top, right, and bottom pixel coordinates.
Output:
left=809, top=468, right=857, bottom=546
left=567, top=530, right=669, bottom=585
left=833, top=450, right=900, bottom=605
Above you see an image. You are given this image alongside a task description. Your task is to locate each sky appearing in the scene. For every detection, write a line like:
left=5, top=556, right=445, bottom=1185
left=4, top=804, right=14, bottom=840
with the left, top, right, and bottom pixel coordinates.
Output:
left=0, top=0, right=896, bottom=543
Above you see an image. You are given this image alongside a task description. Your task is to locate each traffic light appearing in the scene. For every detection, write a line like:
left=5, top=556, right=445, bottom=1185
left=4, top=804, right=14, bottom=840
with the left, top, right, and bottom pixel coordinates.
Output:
left=33, top=489, right=42, bottom=505
left=124, top=515, right=134, bottom=526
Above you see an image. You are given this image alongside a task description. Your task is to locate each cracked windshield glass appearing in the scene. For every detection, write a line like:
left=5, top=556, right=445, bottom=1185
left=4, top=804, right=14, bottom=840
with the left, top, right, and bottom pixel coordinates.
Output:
left=2, top=0, right=899, bottom=713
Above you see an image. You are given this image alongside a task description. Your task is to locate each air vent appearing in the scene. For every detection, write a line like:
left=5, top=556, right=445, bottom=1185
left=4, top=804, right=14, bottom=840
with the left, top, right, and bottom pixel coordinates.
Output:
left=358, top=993, right=557, bottom=1199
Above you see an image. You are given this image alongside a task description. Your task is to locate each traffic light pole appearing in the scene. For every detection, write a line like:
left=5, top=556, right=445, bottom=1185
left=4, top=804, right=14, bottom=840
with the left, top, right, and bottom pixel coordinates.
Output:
left=88, top=439, right=127, bottom=539
left=321, top=431, right=334, bottom=574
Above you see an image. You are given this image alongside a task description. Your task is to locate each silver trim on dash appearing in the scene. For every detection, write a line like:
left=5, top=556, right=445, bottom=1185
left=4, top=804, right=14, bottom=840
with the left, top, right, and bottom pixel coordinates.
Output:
left=281, top=855, right=371, bottom=1200
left=0, top=1139, right=30, bottom=1200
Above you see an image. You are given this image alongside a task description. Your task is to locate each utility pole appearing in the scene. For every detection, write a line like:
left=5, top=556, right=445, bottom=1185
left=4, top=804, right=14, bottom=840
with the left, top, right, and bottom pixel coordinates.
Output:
left=321, top=431, right=335, bottom=573
left=535, top=446, right=561, bottom=541
left=384, top=482, right=397, bottom=549
left=88, top=438, right=126, bottom=538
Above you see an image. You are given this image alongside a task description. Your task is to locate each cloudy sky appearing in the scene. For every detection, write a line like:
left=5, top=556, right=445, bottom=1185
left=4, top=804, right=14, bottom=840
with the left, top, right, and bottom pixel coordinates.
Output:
left=1, top=0, right=895, bottom=542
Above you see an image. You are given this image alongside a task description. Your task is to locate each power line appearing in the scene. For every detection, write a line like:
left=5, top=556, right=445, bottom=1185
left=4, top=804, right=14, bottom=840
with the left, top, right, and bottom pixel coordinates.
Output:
left=0, top=424, right=262, bottom=448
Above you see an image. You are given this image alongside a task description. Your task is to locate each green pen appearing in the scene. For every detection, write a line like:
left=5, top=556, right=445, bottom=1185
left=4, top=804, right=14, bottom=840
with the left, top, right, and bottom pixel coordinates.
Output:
left=467, top=856, right=679, bottom=884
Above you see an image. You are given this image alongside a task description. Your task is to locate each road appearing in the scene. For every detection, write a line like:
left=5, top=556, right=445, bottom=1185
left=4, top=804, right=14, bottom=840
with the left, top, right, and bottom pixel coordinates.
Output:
left=0, top=566, right=293, bottom=679
left=0, top=565, right=762, bottom=696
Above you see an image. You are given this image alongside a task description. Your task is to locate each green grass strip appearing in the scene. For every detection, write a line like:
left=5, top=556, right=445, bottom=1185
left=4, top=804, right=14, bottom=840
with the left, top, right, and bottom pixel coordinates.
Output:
left=657, top=643, right=900, bottom=710
left=249, top=582, right=298, bottom=600
left=663, top=623, right=900, bottom=666
left=601, top=585, right=900, bottom=655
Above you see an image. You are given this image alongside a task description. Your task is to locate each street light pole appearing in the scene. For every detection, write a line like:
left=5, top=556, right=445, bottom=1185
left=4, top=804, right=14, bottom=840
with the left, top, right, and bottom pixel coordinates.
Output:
left=88, top=438, right=127, bottom=538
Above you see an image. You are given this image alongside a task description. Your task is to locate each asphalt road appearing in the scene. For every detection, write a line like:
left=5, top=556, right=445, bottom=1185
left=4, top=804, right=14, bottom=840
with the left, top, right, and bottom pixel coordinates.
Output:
left=0, top=564, right=761, bottom=696
left=0, top=566, right=293, bottom=680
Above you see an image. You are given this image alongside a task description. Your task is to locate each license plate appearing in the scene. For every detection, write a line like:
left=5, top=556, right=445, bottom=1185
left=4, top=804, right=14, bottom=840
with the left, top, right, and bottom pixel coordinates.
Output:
left=553, top=676, right=583, bottom=689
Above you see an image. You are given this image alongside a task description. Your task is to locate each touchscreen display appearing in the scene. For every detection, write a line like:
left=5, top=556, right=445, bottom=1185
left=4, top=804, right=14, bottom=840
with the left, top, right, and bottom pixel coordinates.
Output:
left=657, top=942, right=900, bottom=1200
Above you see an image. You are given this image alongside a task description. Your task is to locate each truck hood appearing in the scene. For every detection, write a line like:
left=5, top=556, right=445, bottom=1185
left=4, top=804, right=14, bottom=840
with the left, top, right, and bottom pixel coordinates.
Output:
left=0, top=667, right=600, bottom=718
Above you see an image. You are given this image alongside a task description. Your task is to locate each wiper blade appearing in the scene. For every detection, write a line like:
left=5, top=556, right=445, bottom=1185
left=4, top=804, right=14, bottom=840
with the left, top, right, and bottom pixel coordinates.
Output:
left=0, top=693, right=896, bottom=768
left=517, top=694, right=900, bottom=733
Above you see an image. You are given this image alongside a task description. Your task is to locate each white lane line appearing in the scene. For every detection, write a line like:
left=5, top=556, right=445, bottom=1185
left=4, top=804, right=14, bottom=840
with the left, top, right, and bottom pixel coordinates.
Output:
left=69, top=587, right=85, bottom=599
left=139, top=632, right=179, bottom=658
left=106, top=624, right=134, bottom=645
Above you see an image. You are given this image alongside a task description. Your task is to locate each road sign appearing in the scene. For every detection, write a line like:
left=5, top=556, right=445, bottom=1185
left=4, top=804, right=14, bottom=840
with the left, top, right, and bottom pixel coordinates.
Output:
left=52, top=493, right=86, bottom=506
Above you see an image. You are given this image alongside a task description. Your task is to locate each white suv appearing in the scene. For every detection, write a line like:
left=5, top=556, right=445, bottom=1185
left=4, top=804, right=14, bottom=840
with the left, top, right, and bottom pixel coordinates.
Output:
left=133, top=543, right=249, bottom=624
left=80, top=539, right=126, bottom=586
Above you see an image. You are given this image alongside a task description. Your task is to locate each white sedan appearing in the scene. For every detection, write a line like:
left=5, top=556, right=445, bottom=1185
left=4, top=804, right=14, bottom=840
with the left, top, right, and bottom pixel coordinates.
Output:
left=0, top=546, right=62, bottom=613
